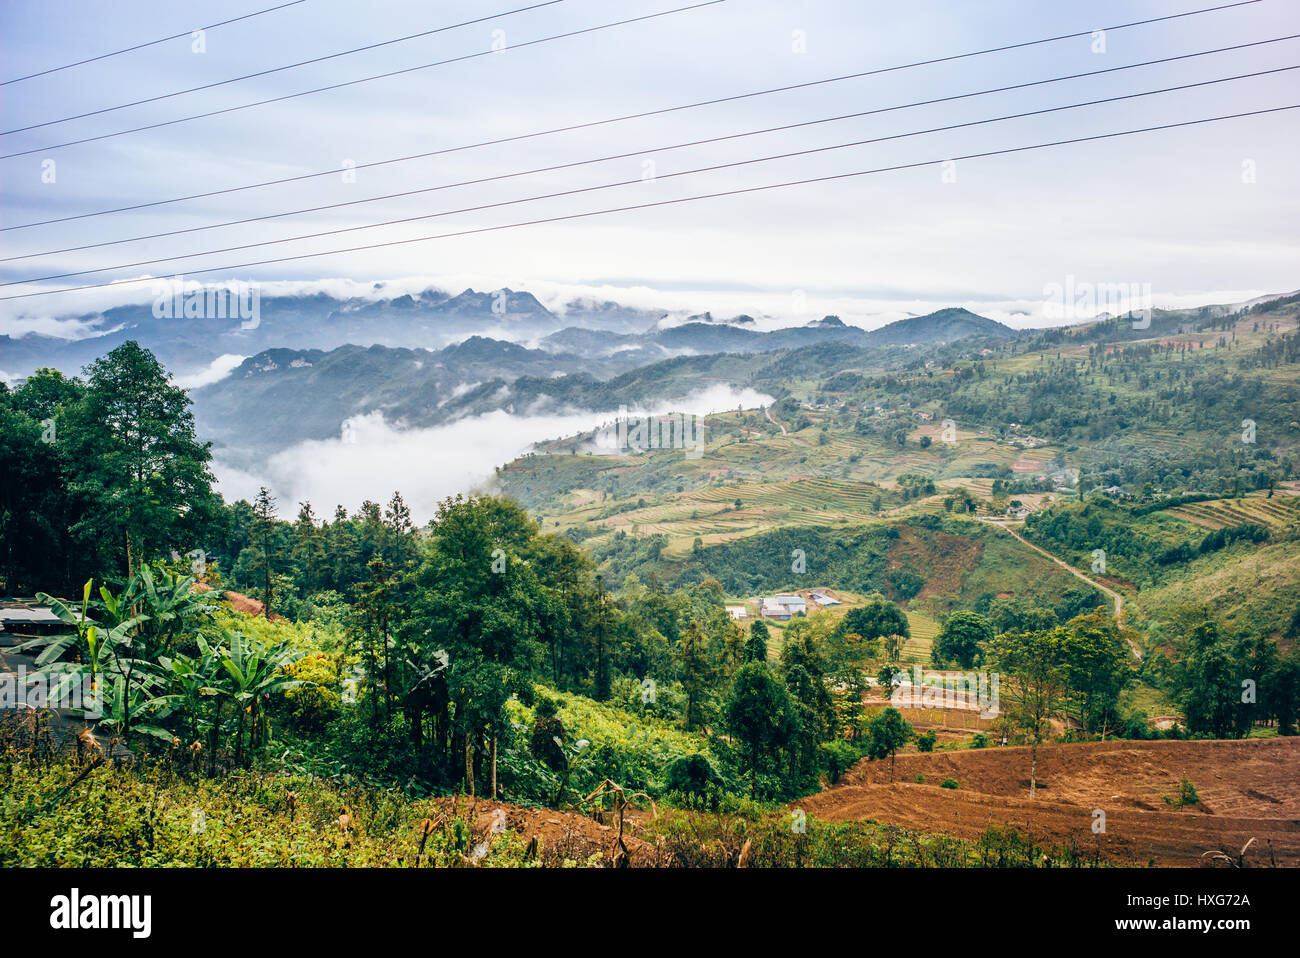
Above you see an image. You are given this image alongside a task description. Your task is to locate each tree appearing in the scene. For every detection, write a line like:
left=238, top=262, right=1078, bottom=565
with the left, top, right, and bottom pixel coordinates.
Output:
left=676, top=620, right=715, bottom=730
left=745, top=620, right=770, bottom=663
left=841, top=598, right=910, bottom=661
left=986, top=597, right=1058, bottom=635
left=291, top=501, right=326, bottom=594
left=1060, top=610, right=1133, bottom=736
left=867, top=707, right=912, bottom=782
left=384, top=491, right=415, bottom=569
left=0, top=370, right=91, bottom=593
left=990, top=628, right=1070, bottom=798
left=62, top=342, right=217, bottom=575
left=403, top=494, right=549, bottom=788
left=1269, top=652, right=1300, bottom=735
left=932, top=610, right=993, bottom=669
left=1176, top=621, right=1244, bottom=739
left=725, top=662, right=796, bottom=797
left=785, top=663, right=834, bottom=778
left=250, top=487, right=278, bottom=617
left=356, top=555, right=398, bottom=724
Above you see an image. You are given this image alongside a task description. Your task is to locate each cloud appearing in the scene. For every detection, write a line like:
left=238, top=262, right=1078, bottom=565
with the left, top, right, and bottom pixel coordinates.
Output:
left=174, top=354, right=246, bottom=391
left=212, top=384, right=773, bottom=521
left=0, top=313, right=120, bottom=341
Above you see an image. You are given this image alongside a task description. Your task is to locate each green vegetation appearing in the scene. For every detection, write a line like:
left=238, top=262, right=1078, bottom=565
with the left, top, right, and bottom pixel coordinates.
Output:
left=3, top=300, right=1299, bottom=867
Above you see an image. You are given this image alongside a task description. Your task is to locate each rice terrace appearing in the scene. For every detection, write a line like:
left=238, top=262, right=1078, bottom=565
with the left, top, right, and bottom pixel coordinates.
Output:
left=1, top=0, right=1298, bottom=944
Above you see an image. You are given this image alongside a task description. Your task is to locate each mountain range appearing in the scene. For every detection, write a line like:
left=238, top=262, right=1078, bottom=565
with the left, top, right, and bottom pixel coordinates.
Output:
left=0, top=283, right=1015, bottom=385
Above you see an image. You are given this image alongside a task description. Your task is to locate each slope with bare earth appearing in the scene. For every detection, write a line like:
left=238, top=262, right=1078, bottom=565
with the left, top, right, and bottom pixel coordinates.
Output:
left=798, top=738, right=1300, bottom=866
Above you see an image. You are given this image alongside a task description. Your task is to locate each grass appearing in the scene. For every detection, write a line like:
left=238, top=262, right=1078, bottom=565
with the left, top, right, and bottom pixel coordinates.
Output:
left=1130, top=539, right=1300, bottom=646
left=0, top=756, right=1108, bottom=868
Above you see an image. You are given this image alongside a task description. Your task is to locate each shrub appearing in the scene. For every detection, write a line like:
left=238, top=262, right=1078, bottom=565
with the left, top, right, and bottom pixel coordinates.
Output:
left=663, top=753, right=724, bottom=807
left=283, top=651, right=341, bottom=732
left=818, top=739, right=864, bottom=783
left=1164, top=776, right=1200, bottom=807
left=940, top=778, right=959, bottom=789
left=971, top=733, right=988, bottom=749
left=916, top=729, right=936, bottom=753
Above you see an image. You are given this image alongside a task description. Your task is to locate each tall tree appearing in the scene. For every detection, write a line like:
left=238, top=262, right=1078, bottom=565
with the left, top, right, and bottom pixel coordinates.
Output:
left=250, top=487, right=278, bottom=617
left=63, top=342, right=216, bottom=575
left=840, top=598, right=910, bottom=662
left=725, top=661, right=796, bottom=797
left=867, top=706, right=913, bottom=782
left=291, top=501, right=325, bottom=594
left=932, top=610, right=994, bottom=670
left=991, top=628, right=1070, bottom=798
left=1176, top=621, right=1243, bottom=738
left=745, top=619, right=770, bottom=663
left=1060, top=610, right=1132, bottom=737
left=676, top=619, right=715, bottom=730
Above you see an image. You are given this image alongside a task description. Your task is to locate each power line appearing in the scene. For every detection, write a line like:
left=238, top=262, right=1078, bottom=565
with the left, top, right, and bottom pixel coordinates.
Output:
left=6, top=105, right=1291, bottom=304
left=0, top=0, right=729, bottom=160
left=7, top=35, right=1294, bottom=263
left=0, top=0, right=1265, bottom=229
left=2, top=1, right=569, bottom=135
left=4, top=87, right=1293, bottom=292
left=0, top=1, right=310, bottom=86
left=5, top=35, right=1294, bottom=263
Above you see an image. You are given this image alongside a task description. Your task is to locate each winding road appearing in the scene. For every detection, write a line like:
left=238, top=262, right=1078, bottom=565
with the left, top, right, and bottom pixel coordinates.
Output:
left=979, top=518, right=1141, bottom=659
left=764, top=405, right=787, bottom=435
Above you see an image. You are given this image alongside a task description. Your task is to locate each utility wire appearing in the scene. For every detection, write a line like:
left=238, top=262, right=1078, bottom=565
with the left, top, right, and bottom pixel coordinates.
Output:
left=4, top=84, right=1293, bottom=291
left=0, top=0, right=729, bottom=160
left=7, top=35, right=1295, bottom=263
left=4, top=104, right=1293, bottom=304
left=0, top=1, right=309, bottom=86
left=0, top=0, right=1264, bottom=228
left=1, top=1, right=569, bottom=135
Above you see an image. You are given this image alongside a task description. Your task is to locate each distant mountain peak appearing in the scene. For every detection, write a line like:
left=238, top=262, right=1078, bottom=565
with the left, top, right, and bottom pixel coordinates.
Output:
left=865, top=307, right=1015, bottom=345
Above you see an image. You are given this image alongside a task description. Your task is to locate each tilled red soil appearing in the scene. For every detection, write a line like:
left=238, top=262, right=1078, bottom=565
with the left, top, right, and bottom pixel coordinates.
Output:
left=798, top=738, right=1300, bottom=866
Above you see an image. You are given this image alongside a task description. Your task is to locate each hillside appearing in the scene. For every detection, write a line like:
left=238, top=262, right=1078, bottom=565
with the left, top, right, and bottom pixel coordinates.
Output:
left=801, top=738, right=1300, bottom=866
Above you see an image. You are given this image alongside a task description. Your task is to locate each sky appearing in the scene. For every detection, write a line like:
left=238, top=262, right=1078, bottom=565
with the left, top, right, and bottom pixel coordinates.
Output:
left=1, top=0, right=1298, bottom=333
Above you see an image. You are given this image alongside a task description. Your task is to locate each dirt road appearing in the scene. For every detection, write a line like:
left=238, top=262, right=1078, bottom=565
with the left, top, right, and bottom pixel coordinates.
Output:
left=980, top=518, right=1139, bottom=659
left=764, top=406, right=787, bottom=435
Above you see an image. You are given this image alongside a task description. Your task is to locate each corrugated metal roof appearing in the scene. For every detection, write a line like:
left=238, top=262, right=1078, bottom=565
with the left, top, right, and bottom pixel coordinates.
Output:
left=0, top=607, right=63, bottom=625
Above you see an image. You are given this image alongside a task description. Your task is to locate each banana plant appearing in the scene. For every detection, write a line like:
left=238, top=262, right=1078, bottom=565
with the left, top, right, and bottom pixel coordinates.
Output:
left=154, top=633, right=226, bottom=746
left=95, top=671, right=177, bottom=743
left=211, top=628, right=305, bottom=765
left=100, top=564, right=214, bottom=658
left=19, top=580, right=148, bottom=725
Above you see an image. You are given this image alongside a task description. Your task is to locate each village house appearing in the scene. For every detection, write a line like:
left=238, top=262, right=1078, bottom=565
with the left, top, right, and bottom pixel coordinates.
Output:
left=761, top=593, right=807, bottom=620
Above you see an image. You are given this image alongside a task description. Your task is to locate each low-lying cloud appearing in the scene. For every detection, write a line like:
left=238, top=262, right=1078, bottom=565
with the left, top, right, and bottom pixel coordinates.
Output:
left=174, top=354, right=246, bottom=391
left=213, top=384, right=773, bottom=522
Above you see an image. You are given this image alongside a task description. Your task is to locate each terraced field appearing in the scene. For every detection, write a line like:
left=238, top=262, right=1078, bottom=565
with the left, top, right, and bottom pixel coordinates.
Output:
left=558, top=477, right=894, bottom=555
left=1168, top=492, right=1300, bottom=530
left=902, top=609, right=940, bottom=660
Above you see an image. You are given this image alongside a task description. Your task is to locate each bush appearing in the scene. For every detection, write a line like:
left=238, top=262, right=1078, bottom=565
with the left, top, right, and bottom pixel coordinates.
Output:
left=283, top=651, right=341, bottom=732
left=940, top=778, right=959, bottom=789
left=1164, top=776, right=1199, bottom=807
left=818, top=739, right=865, bottom=783
left=916, top=729, right=936, bottom=753
left=970, top=733, right=988, bottom=749
left=663, top=753, right=724, bottom=807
